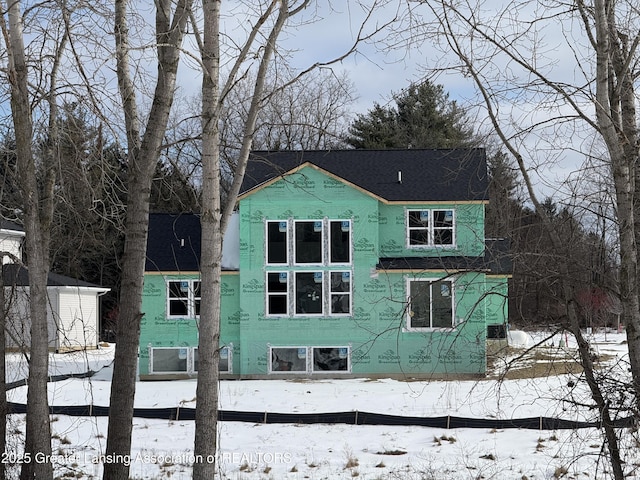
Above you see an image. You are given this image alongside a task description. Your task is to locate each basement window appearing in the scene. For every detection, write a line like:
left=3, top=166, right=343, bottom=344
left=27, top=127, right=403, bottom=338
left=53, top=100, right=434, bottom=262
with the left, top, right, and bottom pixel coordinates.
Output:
left=312, top=347, right=350, bottom=372
left=270, top=347, right=308, bottom=372
left=150, top=347, right=188, bottom=373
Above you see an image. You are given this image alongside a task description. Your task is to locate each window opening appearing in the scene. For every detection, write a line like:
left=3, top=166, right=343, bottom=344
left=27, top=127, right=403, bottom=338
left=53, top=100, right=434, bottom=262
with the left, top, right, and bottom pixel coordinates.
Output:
left=408, top=279, right=454, bottom=329
left=295, top=221, right=323, bottom=264
left=312, top=347, right=349, bottom=372
left=267, top=221, right=288, bottom=264
left=330, top=271, right=351, bottom=314
left=295, top=271, right=323, bottom=314
left=270, top=347, right=308, bottom=372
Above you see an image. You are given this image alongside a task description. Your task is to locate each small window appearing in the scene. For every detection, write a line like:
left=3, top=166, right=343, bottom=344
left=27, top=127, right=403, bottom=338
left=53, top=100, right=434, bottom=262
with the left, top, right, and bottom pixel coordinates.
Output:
left=193, top=346, right=232, bottom=373
left=330, top=220, right=351, bottom=264
left=168, top=280, right=200, bottom=318
left=407, top=209, right=455, bottom=247
left=433, top=210, right=454, bottom=245
left=267, top=221, right=288, bottom=264
left=295, top=271, right=324, bottom=315
left=267, top=272, right=289, bottom=315
left=270, top=347, right=308, bottom=372
left=295, top=221, right=323, bottom=264
left=407, top=279, right=454, bottom=329
left=330, top=271, right=351, bottom=315
left=312, top=347, right=350, bottom=372
left=150, top=348, right=188, bottom=373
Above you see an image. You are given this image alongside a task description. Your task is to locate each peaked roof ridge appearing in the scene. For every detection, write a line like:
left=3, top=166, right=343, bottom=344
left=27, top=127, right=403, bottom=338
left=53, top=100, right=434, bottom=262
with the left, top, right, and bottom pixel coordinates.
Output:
left=243, top=148, right=489, bottom=202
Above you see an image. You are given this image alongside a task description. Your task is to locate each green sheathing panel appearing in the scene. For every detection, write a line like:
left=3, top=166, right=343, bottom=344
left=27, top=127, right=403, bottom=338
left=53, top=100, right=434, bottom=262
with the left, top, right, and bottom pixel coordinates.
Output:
left=378, top=202, right=485, bottom=257
left=485, top=275, right=509, bottom=326
left=352, top=271, right=487, bottom=376
left=238, top=166, right=488, bottom=376
left=139, top=272, right=240, bottom=376
left=239, top=166, right=380, bottom=375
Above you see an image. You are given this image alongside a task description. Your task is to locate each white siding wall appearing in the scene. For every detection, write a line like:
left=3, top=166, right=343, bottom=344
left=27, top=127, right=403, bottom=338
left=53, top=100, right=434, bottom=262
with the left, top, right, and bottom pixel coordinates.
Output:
left=4, top=286, right=101, bottom=351
left=0, top=230, right=24, bottom=264
left=57, top=288, right=99, bottom=350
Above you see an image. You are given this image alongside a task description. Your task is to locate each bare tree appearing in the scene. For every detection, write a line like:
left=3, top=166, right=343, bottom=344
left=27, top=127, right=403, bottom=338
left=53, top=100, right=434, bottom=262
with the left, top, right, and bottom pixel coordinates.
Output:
left=104, top=1, right=192, bottom=479
left=397, top=0, right=640, bottom=477
left=193, top=1, right=400, bottom=477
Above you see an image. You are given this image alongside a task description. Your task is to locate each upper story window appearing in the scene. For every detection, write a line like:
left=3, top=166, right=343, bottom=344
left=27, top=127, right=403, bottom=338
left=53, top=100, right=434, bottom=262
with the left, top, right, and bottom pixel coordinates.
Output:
left=167, top=280, right=201, bottom=318
left=407, top=209, right=455, bottom=248
left=266, top=218, right=352, bottom=266
left=406, top=278, right=454, bottom=330
left=265, top=218, right=353, bottom=317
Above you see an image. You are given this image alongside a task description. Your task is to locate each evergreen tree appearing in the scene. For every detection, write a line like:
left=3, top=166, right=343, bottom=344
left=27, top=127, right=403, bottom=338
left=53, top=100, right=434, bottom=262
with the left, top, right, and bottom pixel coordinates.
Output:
left=346, top=80, right=476, bottom=149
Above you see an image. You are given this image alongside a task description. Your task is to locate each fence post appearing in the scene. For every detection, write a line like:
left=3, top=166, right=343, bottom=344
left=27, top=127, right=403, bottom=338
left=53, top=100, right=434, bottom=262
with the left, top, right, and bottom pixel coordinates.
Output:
left=447, top=415, right=450, bottom=430
left=355, top=410, right=358, bottom=425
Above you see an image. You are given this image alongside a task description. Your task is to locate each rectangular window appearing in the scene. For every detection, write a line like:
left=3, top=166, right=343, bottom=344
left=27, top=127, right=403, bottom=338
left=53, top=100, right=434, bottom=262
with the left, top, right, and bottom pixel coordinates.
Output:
left=193, top=346, right=232, bottom=373
left=407, top=279, right=454, bottom=329
left=330, top=271, right=351, bottom=315
left=433, top=210, right=454, bottom=245
left=266, top=221, right=288, bottom=264
left=150, top=347, right=188, bottom=373
left=268, top=346, right=350, bottom=374
left=312, top=347, right=350, bottom=372
left=266, top=272, right=289, bottom=315
left=407, top=209, right=455, bottom=247
left=295, top=271, right=324, bottom=315
left=270, top=347, right=308, bottom=372
left=167, top=280, right=200, bottom=318
left=294, top=221, right=323, bottom=264
left=330, top=220, right=351, bottom=264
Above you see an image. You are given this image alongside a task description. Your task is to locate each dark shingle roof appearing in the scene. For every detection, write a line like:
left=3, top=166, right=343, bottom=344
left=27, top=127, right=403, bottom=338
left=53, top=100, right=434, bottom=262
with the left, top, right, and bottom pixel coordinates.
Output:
left=145, top=213, right=201, bottom=272
left=241, top=149, right=489, bottom=202
left=2, top=264, right=107, bottom=288
left=0, top=220, right=24, bottom=232
left=377, top=239, right=512, bottom=275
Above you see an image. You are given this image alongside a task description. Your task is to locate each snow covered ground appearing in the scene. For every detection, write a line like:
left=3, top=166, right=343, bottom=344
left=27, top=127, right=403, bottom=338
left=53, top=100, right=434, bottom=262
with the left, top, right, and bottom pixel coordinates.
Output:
left=4, top=330, right=637, bottom=479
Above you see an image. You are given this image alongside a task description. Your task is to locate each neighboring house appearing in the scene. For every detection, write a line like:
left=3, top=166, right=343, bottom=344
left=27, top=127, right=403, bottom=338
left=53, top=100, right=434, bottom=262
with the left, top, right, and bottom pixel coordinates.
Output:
left=1, top=221, right=109, bottom=352
left=140, top=149, right=510, bottom=379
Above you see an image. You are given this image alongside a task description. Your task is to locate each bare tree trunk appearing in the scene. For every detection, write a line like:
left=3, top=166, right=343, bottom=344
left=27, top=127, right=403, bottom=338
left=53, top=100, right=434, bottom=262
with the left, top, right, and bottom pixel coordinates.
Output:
left=104, top=1, right=191, bottom=479
left=2, top=2, right=54, bottom=479
left=193, top=5, right=222, bottom=478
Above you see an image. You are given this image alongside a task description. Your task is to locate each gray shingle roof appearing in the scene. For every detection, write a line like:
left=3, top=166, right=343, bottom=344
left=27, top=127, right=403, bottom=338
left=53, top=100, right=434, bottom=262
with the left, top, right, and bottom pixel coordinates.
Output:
left=0, top=220, right=24, bottom=232
left=241, top=149, right=489, bottom=202
left=2, top=263, right=107, bottom=288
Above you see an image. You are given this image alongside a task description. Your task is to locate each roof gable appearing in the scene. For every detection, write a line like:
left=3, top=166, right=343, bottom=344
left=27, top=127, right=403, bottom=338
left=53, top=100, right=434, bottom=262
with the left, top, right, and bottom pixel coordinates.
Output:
left=241, top=149, right=489, bottom=203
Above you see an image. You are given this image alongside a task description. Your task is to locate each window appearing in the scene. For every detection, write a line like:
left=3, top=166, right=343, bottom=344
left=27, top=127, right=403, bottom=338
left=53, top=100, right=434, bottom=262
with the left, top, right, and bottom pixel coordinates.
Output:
left=194, top=346, right=232, bottom=373
left=266, top=221, right=288, bottom=264
left=267, top=272, right=289, bottom=315
left=407, top=279, right=454, bottom=329
left=407, top=209, right=455, bottom=247
left=150, top=346, right=232, bottom=375
left=270, top=347, right=308, bottom=373
left=295, top=220, right=323, bottom=264
left=150, top=347, right=188, bottom=373
left=295, top=272, right=324, bottom=315
left=330, top=220, right=351, bottom=264
left=265, top=218, right=353, bottom=317
left=330, top=272, right=351, bottom=314
left=269, top=346, right=351, bottom=374
left=167, top=280, right=200, bottom=318
left=312, top=347, right=350, bottom=372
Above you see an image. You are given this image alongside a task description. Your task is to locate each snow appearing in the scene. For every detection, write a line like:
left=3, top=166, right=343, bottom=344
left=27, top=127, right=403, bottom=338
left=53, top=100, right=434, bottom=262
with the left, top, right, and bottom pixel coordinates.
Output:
left=4, top=331, right=637, bottom=479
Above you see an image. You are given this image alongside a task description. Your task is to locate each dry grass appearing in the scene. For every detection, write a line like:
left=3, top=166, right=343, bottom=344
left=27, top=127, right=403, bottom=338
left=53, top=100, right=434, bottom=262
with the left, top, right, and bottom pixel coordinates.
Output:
left=487, top=345, right=614, bottom=380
